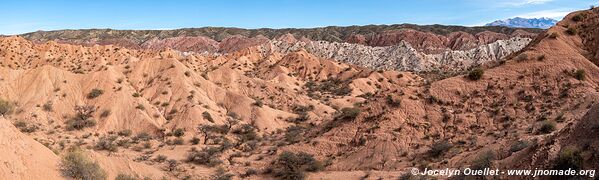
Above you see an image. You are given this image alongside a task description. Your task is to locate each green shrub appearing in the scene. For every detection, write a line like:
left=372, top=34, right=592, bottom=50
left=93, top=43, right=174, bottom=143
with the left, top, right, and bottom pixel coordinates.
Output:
left=554, top=147, right=583, bottom=170
left=42, top=101, right=53, bottom=112
left=574, top=69, right=586, bottom=80
left=571, top=14, right=584, bottom=22
left=467, top=68, right=484, bottom=80
left=190, top=137, right=201, bottom=145
left=65, top=105, right=97, bottom=131
left=154, top=155, right=167, bottom=163
left=386, top=95, right=401, bottom=107
left=14, top=120, right=39, bottom=133
left=0, top=99, right=14, bottom=115
left=538, top=120, right=556, bottom=134
left=94, top=136, right=118, bottom=152
left=232, top=124, right=259, bottom=143
left=566, top=27, right=577, bottom=35
left=337, top=107, right=360, bottom=121
left=87, top=88, right=104, bottom=99
left=59, top=149, right=106, bottom=180
left=173, top=128, right=185, bottom=137
left=285, top=125, right=305, bottom=144
left=186, top=147, right=225, bottom=167
left=429, top=141, right=452, bottom=157
left=270, top=151, right=323, bottom=180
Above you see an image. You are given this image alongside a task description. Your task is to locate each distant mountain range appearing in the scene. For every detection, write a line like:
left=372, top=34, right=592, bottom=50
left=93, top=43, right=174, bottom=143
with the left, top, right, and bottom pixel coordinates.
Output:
left=485, top=17, right=558, bottom=29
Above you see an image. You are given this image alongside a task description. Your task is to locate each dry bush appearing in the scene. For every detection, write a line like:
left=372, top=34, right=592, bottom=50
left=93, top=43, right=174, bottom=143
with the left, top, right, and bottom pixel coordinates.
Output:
left=59, top=148, right=106, bottom=180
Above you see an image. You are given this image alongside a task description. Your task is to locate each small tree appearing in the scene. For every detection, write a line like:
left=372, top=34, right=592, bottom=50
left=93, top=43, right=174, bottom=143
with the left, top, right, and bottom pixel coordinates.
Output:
left=271, top=151, right=323, bottom=180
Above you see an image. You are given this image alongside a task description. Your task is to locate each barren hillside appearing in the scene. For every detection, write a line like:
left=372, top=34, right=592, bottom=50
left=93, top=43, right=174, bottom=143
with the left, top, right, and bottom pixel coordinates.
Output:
left=0, top=7, right=598, bottom=180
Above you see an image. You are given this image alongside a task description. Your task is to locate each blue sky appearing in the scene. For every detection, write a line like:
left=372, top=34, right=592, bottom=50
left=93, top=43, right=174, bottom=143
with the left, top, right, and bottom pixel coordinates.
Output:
left=0, top=0, right=597, bottom=35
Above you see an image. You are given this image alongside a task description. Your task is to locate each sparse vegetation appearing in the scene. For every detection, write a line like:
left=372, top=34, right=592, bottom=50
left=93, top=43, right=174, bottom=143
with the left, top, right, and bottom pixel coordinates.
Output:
left=270, top=151, right=323, bottom=180
left=566, top=27, right=577, bottom=35
left=95, top=136, right=118, bottom=152
left=516, top=53, right=529, bottom=62
left=173, top=128, right=185, bottom=137
left=538, top=120, right=556, bottom=134
left=337, top=107, right=360, bottom=121
left=202, top=111, right=214, bottom=122
left=65, top=105, right=97, bottom=131
left=134, top=132, right=152, bottom=141
left=87, top=88, right=104, bottom=99
left=99, top=109, right=111, bottom=118
left=554, top=147, right=583, bottom=170
left=252, top=99, right=263, bottom=107
left=117, top=129, right=132, bottom=137
left=212, top=167, right=234, bottom=180
left=510, top=140, right=530, bottom=152
left=386, top=95, right=401, bottom=107
left=59, top=148, right=106, bottom=180
left=232, top=124, right=259, bottom=143
left=0, top=98, right=14, bottom=116
left=305, top=78, right=352, bottom=96
left=470, top=151, right=496, bottom=170
left=571, top=14, right=584, bottom=22
left=14, top=120, right=39, bottom=133
left=42, top=101, right=53, bottom=112
left=429, top=141, right=452, bottom=157
left=190, top=136, right=201, bottom=145
left=467, top=68, right=484, bottom=80
left=186, top=147, right=226, bottom=167
left=115, top=173, right=137, bottom=180
left=574, top=69, right=586, bottom=80
left=284, top=125, right=305, bottom=144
